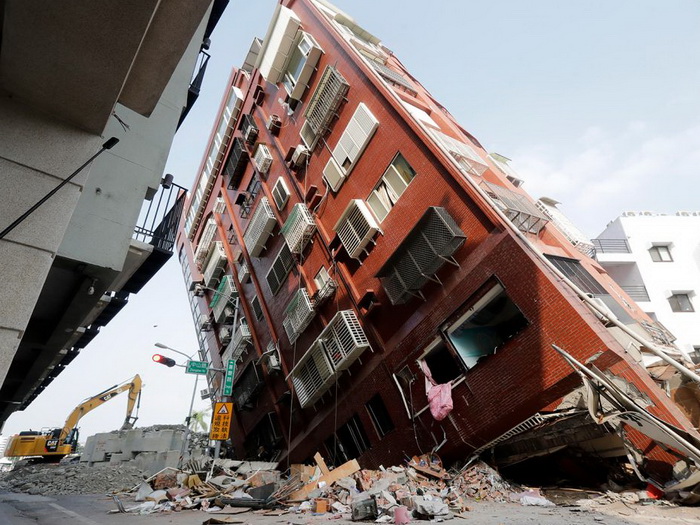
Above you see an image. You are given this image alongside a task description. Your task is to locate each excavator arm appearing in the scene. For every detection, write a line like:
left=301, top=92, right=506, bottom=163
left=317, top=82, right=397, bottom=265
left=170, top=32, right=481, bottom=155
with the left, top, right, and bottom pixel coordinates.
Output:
left=59, top=374, right=142, bottom=442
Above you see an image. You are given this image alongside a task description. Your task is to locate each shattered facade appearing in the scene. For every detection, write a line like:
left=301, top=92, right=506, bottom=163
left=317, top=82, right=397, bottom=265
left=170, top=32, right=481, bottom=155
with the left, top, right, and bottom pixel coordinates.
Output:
left=176, top=0, right=700, bottom=492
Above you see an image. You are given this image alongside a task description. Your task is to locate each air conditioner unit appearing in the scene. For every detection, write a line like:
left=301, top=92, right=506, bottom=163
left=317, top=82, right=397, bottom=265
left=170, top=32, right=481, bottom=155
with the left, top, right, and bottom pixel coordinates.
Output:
left=239, top=262, right=250, bottom=283
left=291, top=144, right=310, bottom=167
left=198, top=314, right=213, bottom=332
left=223, top=305, right=236, bottom=324
left=193, top=284, right=205, bottom=297
left=267, top=114, right=281, bottom=135
left=219, top=326, right=232, bottom=345
left=253, top=144, right=273, bottom=174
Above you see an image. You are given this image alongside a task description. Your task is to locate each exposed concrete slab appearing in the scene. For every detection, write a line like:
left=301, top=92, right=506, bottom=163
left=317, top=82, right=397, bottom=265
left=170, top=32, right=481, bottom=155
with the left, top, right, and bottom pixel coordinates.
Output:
left=0, top=329, right=22, bottom=387
left=0, top=159, right=83, bottom=252
left=0, top=243, right=54, bottom=333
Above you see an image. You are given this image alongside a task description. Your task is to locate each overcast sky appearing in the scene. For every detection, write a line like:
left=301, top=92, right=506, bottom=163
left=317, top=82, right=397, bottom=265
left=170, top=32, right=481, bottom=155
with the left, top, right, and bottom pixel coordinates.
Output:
left=3, top=0, right=699, bottom=444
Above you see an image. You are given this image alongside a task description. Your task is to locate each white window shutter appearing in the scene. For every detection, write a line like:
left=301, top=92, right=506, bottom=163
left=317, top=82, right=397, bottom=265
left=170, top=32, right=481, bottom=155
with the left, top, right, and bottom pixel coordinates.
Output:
left=331, top=103, right=378, bottom=175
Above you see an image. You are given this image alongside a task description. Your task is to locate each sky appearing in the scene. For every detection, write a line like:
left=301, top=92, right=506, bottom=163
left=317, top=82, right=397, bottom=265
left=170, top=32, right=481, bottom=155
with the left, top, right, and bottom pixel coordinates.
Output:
left=2, top=0, right=699, bottom=443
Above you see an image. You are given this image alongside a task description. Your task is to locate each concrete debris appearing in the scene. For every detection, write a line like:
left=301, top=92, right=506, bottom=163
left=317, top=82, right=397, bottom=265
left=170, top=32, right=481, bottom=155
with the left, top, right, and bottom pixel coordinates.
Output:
left=0, top=462, right=146, bottom=496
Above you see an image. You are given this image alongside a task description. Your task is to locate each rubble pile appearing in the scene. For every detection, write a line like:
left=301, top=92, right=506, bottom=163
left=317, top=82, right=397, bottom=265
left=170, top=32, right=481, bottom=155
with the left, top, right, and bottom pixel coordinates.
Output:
left=0, top=462, right=146, bottom=496
left=106, top=453, right=543, bottom=519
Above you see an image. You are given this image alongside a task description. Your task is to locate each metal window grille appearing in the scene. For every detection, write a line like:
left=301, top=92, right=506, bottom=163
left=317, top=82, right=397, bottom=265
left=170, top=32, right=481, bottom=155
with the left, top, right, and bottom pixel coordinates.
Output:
left=232, top=362, right=264, bottom=409
left=194, top=218, right=218, bottom=267
left=292, top=342, right=335, bottom=408
left=283, top=288, right=315, bottom=344
left=272, top=178, right=290, bottom=210
left=280, top=203, right=316, bottom=254
left=370, top=61, right=416, bottom=93
left=377, top=207, right=466, bottom=305
left=226, top=322, right=252, bottom=362
left=243, top=197, right=276, bottom=257
left=211, top=275, right=237, bottom=322
left=591, top=238, right=631, bottom=254
left=251, top=295, right=264, bottom=321
left=302, top=66, right=349, bottom=148
left=480, top=181, right=549, bottom=234
left=202, top=241, right=227, bottom=287
left=265, top=243, right=294, bottom=295
left=334, top=199, right=379, bottom=259
left=545, top=255, right=607, bottom=295
left=428, top=128, right=487, bottom=177
left=224, top=138, right=249, bottom=190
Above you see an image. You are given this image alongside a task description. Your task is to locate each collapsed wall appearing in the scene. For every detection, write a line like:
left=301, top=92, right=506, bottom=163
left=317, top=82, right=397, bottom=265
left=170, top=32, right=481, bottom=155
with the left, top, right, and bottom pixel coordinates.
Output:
left=81, top=425, right=209, bottom=475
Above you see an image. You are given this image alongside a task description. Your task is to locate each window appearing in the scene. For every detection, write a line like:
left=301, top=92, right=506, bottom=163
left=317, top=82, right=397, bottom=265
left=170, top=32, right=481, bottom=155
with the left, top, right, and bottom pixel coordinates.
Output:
left=272, top=178, right=290, bottom=210
left=366, top=394, right=394, bottom=438
left=669, top=293, right=694, bottom=313
left=325, top=414, right=370, bottom=466
left=282, top=32, right=322, bottom=98
left=314, top=266, right=331, bottom=289
left=422, top=341, right=464, bottom=384
left=650, top=245, right=673, bottom=262
left=692, top=346, right=700, bottom=365
left=445, top=284, right=528, bottom=369
left=266, top=243, right=294, bottom=295
left=545, top=255, right=607, bottom=295
left=366, top=153, right=417, bottom=222
left=251, top=295, right=264, bottom=321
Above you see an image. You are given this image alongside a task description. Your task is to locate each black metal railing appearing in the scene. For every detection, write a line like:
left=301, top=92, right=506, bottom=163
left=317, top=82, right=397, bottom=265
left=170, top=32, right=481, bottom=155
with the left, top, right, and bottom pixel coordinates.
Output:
left=621, top=285, right=650, bottom=302
left=592, top=238, right=631, bottom=254
left=134, top=180, right=187, bottom=253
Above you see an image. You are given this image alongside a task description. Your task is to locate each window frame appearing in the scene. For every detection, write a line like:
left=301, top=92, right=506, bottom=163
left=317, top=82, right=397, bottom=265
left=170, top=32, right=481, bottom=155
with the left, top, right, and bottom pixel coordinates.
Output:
left=668, top=292, right=694, bottom=313
left=649, top=244, right=673, bottom=262
left=365, top=394, right=395, bottom=438
left=366, top=152, right=417, bottom=223
left=251, top=295, right=264, bottom=321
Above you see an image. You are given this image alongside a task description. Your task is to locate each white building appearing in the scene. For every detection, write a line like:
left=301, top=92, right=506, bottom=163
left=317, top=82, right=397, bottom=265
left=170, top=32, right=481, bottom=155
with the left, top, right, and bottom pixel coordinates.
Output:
left=594, top=212, right=700, bottom=364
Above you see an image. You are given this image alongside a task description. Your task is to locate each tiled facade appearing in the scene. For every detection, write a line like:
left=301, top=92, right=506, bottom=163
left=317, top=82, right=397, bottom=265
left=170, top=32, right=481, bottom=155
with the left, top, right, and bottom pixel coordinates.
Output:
left=176, top=0, right=700, bottom=488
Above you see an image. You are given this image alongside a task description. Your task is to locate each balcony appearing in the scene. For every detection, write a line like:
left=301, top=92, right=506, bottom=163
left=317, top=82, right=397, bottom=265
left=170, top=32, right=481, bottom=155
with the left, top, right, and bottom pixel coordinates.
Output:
left=621, top=284, right=650, bottom=303
left=232, top=363, right=264, bottom=410
left=211, top=275, right=238, bottom=323
left=202, top=241, right=227, bottom=287
left=224, top=322, right=252, bottom=362
left=281, top=204, right=316, bottom=254
left=377, top=207, right=466, bottom=305
left=225, top=138, right=249, bottom=191
left=480, top=181, right=549, bottom=235
left=300, top=65, right=349, bottom=149
left=283, top=289, right=315, bottom=344
left=592, top=239, right=636, bottom=264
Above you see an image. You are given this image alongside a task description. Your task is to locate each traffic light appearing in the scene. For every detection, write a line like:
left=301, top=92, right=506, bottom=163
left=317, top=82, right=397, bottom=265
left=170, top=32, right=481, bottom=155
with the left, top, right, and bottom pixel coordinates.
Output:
left=152, top=354, right=176, bottom=367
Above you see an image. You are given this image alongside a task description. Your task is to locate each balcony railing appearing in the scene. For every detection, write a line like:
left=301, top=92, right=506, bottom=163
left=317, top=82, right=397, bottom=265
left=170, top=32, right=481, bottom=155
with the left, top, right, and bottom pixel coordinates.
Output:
left=134, top=181, right=187, bottom=253
left=621, top=285, right=650, bottom=302
left=592, top=238, right=631, bottom=254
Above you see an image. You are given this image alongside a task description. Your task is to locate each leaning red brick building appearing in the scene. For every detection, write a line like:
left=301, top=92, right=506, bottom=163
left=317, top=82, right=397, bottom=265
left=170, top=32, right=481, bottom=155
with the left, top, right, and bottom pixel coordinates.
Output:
left=176, top=0, right=700, bottom=492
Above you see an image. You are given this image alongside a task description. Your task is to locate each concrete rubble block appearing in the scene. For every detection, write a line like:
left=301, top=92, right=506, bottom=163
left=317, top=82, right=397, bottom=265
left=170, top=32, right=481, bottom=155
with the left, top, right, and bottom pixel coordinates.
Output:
left=152, top=471, right=178, bottom=490
left=246, top=470, right=280, bottom=488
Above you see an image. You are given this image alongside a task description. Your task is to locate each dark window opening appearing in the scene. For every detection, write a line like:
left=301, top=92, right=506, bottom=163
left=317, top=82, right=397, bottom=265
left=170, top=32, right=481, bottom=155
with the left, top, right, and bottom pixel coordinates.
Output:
left=423, top=341, right=464, bottom=384
left=446, top=285, right=528, bottom=369
left=669, top=293, right=694, bottom=313
left=251, top=295, right=264, bottom=321
left=366, top=394, right=394, bottom=438
left=545, top=255, right=607, bottom=295
left=324, top=414, right=370, bottom=467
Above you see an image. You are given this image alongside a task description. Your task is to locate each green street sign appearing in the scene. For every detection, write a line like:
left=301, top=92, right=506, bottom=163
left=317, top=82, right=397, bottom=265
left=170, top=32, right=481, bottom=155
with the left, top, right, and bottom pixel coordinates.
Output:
left=223, top=359, right=236, bottom=396
left=186, top=360, right=209, bottom=375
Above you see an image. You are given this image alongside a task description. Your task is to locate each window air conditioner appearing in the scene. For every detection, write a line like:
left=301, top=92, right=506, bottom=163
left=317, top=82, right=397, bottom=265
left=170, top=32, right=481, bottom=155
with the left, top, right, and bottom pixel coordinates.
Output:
left=253, top=144, right=273, bottom=174
left=291, top=144, right=310, bottom=167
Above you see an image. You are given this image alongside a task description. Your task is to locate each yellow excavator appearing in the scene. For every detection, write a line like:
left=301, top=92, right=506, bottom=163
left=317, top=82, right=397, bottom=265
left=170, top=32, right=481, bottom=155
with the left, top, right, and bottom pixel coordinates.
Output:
left=4, top=374, right=142, bottom=461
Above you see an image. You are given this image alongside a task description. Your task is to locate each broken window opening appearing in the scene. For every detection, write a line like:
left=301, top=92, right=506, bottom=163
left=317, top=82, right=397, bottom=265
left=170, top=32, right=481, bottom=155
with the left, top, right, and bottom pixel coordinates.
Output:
left=324, top=414, right=370, bottom=467
left=421, top=340, right=464, bottom=385
left=445, top=284, right=528, bottom=369
left=366, top=394, right=395, bottom=438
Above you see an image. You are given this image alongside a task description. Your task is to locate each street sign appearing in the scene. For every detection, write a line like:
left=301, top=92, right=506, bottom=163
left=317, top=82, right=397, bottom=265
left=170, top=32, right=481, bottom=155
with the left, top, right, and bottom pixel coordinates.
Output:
left=223, top=359, right=236, bottom=397
left=210, top=402, right=233, bottom=440
left=185, top=360, right=209, bottom=375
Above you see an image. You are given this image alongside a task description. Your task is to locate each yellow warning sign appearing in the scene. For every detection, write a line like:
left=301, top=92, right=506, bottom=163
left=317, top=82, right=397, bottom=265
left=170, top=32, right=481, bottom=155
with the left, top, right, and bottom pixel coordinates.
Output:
left=210, top=402, right=233, bottom=440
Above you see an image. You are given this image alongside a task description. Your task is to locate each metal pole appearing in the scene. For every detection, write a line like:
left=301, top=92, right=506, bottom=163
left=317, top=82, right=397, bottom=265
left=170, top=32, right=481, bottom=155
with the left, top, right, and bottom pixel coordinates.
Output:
left=178, top=374, right=199, bottom=469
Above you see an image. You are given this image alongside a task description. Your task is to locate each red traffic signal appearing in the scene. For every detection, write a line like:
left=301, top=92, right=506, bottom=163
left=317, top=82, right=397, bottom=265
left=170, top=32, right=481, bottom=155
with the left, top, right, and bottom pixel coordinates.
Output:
left=152, top=354, right=176, bottom=367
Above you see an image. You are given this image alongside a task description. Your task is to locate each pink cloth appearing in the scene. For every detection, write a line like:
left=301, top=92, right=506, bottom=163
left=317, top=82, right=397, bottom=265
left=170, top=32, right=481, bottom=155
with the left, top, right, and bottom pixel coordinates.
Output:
left=419, top=361, right=453, bottom=421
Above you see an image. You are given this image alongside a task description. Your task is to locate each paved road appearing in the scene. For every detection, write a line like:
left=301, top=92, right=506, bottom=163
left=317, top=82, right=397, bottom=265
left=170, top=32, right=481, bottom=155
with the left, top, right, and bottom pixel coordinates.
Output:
left=0, top=490, right=690, bottom=525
